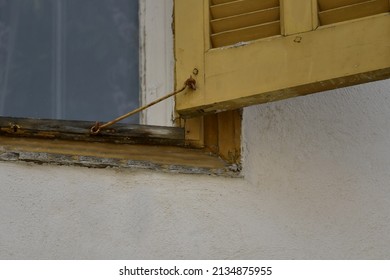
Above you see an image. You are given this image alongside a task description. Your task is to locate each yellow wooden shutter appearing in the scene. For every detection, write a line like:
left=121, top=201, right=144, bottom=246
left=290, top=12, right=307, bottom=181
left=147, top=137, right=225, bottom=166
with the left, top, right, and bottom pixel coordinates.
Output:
left=175, top=0, right=390, bottom=117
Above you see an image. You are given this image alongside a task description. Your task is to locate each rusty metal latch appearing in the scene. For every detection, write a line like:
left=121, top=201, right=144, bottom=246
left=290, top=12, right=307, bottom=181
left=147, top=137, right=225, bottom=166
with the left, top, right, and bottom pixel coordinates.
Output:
left=90, top=76, right=196, bottom=135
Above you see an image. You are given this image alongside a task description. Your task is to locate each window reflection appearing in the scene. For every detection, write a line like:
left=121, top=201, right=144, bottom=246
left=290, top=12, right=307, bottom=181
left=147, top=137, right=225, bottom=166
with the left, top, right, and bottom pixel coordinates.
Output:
left=0, top=0, right=139, bottom=123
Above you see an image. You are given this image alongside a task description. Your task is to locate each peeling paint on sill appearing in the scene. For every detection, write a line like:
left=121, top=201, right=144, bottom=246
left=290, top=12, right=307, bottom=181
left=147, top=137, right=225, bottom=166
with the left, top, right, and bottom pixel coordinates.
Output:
left=0, top=137, right=241, bottom=177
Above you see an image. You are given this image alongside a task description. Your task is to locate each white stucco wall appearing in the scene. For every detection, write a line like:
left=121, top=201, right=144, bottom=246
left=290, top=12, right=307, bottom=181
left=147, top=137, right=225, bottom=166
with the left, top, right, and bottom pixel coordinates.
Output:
left=1, top=79, right=390, bottom=259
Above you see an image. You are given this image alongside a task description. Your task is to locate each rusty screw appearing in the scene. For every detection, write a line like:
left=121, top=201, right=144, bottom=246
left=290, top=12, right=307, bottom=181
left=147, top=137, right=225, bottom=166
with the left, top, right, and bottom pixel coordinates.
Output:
left=9, top=123, right=20, bottom=133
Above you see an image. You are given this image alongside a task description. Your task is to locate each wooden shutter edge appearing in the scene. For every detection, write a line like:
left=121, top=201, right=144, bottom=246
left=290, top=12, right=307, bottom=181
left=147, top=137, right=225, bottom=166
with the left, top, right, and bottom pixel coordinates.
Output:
left=178, top=68, right=390, bottom=117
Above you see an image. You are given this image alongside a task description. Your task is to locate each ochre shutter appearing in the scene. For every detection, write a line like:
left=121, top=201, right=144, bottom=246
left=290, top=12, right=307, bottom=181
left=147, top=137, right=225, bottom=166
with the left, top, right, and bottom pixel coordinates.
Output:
left=210, top=0, right=280, bottom=48
left=175, top=0, right=390, bottom=117
left=318, top=0, right=390, bottom=25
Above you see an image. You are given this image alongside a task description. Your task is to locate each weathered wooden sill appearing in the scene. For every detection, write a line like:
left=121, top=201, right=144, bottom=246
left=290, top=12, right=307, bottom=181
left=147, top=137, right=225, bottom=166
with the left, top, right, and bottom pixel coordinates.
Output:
left=0, top=117, right=185, bottom=146
left=0, top=118, right=240, bottom=176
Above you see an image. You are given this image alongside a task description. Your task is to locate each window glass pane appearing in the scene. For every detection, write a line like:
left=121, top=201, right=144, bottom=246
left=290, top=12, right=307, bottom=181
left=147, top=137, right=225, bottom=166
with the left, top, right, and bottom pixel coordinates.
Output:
left=0, top=0, right=139, bottom=123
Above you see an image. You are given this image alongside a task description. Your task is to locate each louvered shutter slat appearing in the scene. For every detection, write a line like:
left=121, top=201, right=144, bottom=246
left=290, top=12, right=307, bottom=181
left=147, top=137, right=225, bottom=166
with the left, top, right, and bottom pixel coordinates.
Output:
left=211, top=0, right=237, bottom=5
left=211, top=7, right=280, bottom=33
left=210, top=0, right=279, bottom=18
left=318, top=0, right=370, bottom=10
left=210, top=0, right=280, bottom=48
left=211, top=21, right=280, bottom=48
left=318, top=0, right=390, bottom=25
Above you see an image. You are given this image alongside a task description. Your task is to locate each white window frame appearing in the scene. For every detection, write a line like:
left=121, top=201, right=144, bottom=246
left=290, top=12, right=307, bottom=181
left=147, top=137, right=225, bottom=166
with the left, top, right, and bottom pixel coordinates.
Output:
left=139, top=0, right=175, bottom=127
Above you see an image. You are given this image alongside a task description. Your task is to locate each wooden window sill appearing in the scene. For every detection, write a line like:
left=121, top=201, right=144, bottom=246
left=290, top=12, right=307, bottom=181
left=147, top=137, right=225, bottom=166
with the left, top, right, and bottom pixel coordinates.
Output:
left=0, top=117, right=241, bottom=177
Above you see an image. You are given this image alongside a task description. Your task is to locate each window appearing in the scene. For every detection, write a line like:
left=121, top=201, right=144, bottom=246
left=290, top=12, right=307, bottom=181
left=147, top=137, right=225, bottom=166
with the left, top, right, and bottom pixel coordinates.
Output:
left=174, top=0, right=390, bottom=116
left=0, top=1, right=239, bottom=175
left=0, top=0, right=140, bottom=123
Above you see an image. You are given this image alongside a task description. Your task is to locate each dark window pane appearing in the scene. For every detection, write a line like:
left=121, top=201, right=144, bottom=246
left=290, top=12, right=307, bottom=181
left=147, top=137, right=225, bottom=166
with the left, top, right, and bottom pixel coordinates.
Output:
left=0, top=0, right=139, bottom=123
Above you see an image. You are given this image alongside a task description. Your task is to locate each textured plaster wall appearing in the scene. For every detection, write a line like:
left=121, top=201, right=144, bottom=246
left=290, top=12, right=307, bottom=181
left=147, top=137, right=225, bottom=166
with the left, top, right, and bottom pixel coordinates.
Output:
left=242, top=79, right=390, bottom=259
left=1, top=79, right=390, bottom=259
